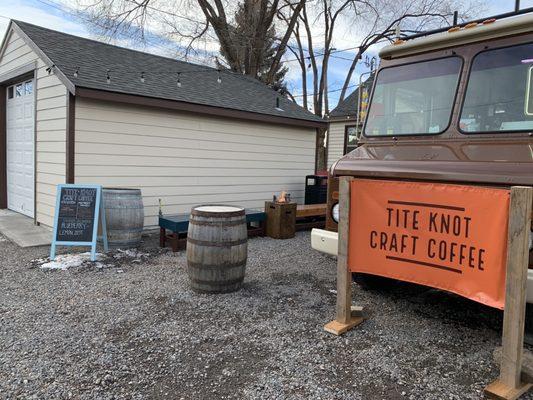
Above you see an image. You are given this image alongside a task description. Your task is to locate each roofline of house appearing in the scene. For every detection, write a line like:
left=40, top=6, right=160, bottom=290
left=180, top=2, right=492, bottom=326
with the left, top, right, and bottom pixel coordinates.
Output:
left=5, top=20, right=325, bottom=129
left=76, top=87, right=327, bottom=129
left=327, top=115, right=360, bottom=123
left=10, top=21, right=76, bottom=94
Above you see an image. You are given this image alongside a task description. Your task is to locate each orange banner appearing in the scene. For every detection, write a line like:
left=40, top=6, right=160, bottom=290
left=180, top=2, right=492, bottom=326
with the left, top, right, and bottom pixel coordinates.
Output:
left=348, top=179, right=510, bottom=309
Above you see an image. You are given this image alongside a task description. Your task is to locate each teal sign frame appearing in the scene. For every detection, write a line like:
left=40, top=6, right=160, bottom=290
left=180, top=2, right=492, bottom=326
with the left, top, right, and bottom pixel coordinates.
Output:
left=50, top=184, right=108, bottom=262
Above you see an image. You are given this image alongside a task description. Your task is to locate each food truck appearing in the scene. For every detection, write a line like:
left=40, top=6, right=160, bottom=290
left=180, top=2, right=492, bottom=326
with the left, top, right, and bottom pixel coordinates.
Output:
left=312, top=11, right=533, bottom=306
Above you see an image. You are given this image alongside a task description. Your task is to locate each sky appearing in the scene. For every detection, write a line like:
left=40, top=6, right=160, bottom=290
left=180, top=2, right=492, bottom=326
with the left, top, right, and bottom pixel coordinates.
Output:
left=0, top=0, right=531, bottom=111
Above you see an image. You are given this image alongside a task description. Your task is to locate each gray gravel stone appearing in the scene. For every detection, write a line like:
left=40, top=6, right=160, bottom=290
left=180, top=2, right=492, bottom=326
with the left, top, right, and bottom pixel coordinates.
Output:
left=0, top=231, right=530, bottom=399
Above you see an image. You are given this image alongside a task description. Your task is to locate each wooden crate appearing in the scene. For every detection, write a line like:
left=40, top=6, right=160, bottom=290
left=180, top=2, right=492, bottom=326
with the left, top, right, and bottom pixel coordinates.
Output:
left=265, top=201, right=297, bottom=239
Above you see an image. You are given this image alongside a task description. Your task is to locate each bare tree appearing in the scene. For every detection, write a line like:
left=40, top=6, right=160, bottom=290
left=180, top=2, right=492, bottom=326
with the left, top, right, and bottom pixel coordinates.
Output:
left=76, top=0, right=305, bottom=87
left=283, top=0, right=482, bottom=115
left=280, top=0, right=483, bottom=170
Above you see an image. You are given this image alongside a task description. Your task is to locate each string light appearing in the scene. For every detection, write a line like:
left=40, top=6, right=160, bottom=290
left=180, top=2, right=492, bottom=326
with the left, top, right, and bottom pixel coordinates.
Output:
left=276, top=97, right=283, bottom=110
left=53, top=61, right=367, bottom=97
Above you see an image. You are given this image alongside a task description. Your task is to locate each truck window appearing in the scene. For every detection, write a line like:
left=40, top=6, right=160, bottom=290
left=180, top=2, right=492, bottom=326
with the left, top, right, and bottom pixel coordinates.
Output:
left=364, top=57, right=462, bottom=137
left=460, top=43, right=533, bottom=133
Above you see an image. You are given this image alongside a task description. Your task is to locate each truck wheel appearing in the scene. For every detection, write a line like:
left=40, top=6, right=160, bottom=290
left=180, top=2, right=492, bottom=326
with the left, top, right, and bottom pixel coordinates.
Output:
left=352, top=273, right=395, bottom=290
left=525, top=303, right=533, bottom=346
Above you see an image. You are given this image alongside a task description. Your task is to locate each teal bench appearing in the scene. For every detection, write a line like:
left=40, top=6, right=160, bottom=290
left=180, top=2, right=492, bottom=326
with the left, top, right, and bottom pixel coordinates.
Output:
left=159, top=208, right=266, bottom=252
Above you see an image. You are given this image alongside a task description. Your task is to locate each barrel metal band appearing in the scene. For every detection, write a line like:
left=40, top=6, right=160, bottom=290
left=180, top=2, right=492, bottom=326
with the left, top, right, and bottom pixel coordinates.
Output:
left=108, top=228, right=143, bottom=233
left=189, top=219, right=246, bottom=227
left=188, top=261, right=247, bottom=270
left=190, top=277, right=244, bottom=286
left=187, top=237, right=247, bottom=247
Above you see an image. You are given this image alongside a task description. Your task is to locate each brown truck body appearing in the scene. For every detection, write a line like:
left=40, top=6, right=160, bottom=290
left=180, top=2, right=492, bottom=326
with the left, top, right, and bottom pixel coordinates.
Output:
left=327, top=18, right=533, bottom=235
left=333, top=32, right=533, bottom=184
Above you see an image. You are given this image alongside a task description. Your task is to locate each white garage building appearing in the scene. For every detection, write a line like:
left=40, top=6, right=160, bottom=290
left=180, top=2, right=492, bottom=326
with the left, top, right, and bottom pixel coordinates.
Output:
left=0, top=20, right=325, bottom=228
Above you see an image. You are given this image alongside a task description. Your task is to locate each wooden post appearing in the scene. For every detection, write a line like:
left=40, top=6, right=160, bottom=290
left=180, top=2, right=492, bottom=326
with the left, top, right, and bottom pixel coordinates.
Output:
left=485, top=186, right=533, bottom=400
left=324, top=176, right=363, bottom=335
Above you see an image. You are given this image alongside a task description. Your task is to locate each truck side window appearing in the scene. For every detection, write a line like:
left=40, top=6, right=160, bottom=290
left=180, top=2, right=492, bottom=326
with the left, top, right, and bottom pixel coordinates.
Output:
left=460, top=43, right=533, bottom=133
left=364, top=57, right=462, bottom=137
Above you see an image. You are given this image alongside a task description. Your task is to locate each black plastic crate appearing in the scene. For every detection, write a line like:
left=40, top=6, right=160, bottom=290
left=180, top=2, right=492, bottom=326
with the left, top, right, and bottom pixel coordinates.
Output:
left=304, top=175, right=328, bottom=205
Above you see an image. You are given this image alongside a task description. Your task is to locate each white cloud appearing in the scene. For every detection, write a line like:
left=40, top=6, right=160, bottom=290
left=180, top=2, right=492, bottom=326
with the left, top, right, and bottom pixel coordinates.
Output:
left=0, top=0, right=206, bottom=65
left=0, top=0, right=88, bottom=42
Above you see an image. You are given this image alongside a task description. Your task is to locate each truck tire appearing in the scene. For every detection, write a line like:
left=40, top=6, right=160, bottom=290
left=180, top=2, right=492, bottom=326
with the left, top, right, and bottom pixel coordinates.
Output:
left=352, top=273, right=396, bottom=290
left=525, top=303, right=533, bottom=346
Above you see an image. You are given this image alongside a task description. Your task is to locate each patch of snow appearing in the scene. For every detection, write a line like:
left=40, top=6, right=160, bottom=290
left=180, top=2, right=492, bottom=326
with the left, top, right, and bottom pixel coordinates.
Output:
left=113, top=249, right=149, bottom=259
left=39, top=253, right=103, bottom=270
left=32, top=248, right=151, bottom=271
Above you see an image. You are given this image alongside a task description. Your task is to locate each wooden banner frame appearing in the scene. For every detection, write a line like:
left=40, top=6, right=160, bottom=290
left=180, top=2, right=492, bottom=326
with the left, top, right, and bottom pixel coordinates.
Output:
left=324, top=179, right=533, bottom=399
left=485, top=186, right=533, bottom=400
left=324, top=176, right=363, bottom=335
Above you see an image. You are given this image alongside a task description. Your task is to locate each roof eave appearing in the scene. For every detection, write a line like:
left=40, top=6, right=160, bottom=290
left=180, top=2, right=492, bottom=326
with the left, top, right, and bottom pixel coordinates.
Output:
left=75, top=87, right=327, bottom=129
left=328, top=114, right=359, bottom=122
left=12, top=21, right=75, bottom=94
left=0, top=21, right=14, bottom=62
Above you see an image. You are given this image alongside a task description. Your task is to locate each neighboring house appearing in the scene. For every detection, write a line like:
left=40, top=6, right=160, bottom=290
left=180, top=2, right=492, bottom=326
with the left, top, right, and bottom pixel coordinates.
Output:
left=0, top=20, right=326, bottom=228
left=326, top=77, right=373, bottom=169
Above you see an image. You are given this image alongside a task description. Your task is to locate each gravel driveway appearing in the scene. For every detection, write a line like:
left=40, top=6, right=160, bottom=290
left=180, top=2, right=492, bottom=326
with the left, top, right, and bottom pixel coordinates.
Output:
left=0, top=231, right=529, bottom=400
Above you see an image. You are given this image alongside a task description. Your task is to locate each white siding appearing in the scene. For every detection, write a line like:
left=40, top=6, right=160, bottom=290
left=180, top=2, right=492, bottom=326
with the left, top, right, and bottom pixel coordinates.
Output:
left=327, top=121, right=346, bottom=169
left=0, top=29, right=68, bottom=227
left=75, top=98, right=316, bottom=228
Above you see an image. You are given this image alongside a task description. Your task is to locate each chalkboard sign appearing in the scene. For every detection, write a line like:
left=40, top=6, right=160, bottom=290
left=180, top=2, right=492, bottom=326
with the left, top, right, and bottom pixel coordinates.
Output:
left=50, top=184, right=108, bottom=261
left=56, top=187, right=97, bottom=242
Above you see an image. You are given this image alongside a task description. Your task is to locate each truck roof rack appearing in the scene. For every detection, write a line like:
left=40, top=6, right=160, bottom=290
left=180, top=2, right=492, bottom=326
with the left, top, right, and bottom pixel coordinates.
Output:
left=403, top=4, right=533, bottom=41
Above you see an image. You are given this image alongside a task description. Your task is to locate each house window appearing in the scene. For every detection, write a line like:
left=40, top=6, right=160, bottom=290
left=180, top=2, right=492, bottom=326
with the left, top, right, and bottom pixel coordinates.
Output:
left=15, top=84, right=22, bottom=97
left=7, top=86, right=13, bottom=99
left=345, top=125, right=360, bottom=153
left=24, top=80, right=33, bottom=95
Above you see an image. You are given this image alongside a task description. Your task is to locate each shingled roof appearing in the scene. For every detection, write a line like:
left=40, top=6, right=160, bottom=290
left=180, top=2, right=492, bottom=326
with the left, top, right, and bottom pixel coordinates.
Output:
left=329, top=76, right=374, bottom=119
left=9, top=20, right=324, bottom=126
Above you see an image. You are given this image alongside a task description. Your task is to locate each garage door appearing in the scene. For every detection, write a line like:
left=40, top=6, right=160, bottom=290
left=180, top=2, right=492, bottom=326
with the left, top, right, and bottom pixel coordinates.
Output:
left=6, top=79, right=34, bottom=218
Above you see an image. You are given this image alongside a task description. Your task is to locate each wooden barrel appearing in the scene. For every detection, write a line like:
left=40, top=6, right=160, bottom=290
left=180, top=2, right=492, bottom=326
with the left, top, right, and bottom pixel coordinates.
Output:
left=187, top=205, right=248, bottom=293
left=102, top=188, right=144, bottom=249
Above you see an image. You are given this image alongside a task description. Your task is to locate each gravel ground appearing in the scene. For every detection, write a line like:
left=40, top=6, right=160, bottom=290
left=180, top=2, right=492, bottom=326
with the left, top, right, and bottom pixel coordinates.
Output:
left=0, top=231, right=530, bottom=400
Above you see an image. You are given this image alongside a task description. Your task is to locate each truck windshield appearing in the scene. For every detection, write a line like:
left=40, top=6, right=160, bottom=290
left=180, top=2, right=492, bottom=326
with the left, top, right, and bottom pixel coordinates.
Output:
left=364, top=57, right=462, bottom=136
left=460, top=43, right=533, bottom=133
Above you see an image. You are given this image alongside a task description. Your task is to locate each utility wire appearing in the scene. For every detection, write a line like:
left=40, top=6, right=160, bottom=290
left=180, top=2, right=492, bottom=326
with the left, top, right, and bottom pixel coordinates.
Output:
left=50, top=61, right=364, bottom=99
left=26, top=0, right=371, bottom=70
left=1, top=2, right=371, bottom=101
